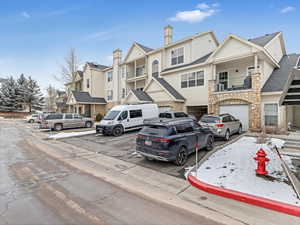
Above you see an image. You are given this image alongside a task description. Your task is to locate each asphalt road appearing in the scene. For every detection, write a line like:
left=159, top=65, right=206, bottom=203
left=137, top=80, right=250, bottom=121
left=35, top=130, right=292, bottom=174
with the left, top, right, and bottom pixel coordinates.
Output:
left=0, top=120, right=223, bottom=225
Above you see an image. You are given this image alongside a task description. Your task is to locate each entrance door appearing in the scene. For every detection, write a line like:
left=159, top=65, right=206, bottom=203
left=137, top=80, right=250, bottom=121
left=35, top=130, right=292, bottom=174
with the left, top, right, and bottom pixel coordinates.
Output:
left=220, top=105, right=249, bottom=131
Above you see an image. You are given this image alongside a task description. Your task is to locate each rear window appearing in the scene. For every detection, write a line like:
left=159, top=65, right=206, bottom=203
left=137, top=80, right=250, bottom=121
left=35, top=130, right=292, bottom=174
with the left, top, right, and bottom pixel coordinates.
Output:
left=141, top=125, right=171, bottom=136
left=159, top=113, right=172, bottom=119
left=174, top=112, right=187, bottom=118
left=201, top=116, right=220, bottom=123
left=45, top=114, right=63, bottom=120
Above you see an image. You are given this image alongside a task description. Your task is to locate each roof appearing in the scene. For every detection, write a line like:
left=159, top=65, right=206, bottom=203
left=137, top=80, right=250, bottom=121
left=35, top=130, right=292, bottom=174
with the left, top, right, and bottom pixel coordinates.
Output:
left=131, top=89, right=153, bottom=102
left=56, top=102, right=67, bottom=108
left=248, top=32, right=280, bottom=47
left=262, top=54, right=300, bottom=92
left=86, top=62, right=109, bottom=70
left=77, top=71, right=83, bottom=77
left=135, top=42, right=153, bottom=53
left=72, top=91, right=107, bottom=104
left=162, top=52, right=212, bottom=73
left=154, top=77, right=185, bottom=101
left=56, top=90, right=66, bottom=96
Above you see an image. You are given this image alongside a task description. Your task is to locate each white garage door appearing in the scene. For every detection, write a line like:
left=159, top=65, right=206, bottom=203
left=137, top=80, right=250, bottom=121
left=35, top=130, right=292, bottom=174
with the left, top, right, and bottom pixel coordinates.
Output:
left=220, top=105, right=249, bottom=131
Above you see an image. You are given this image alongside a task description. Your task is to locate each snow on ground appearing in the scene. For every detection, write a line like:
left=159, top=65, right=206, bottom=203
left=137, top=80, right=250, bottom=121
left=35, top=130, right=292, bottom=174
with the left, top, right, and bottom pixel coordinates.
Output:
left=192, top=136, right=300, bottom=206
left=48, top=130, right=96, bottom=140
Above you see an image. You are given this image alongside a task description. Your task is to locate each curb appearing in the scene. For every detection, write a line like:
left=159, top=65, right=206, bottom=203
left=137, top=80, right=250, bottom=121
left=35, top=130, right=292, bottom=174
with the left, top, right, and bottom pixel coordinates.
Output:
left=188, top=174, right=300, bottom=217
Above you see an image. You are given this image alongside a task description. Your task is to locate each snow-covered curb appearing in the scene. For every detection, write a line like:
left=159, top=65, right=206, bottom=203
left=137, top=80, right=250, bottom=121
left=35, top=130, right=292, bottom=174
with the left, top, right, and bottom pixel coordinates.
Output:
left=48, top=130, right=96, bottom=140
left=191, top=136, right=300, bottom=206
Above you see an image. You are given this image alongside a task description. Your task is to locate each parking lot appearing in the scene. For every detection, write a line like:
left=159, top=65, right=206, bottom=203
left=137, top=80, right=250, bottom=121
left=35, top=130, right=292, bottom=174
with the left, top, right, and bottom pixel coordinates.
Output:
left=58, top=129, right=240, bottom=178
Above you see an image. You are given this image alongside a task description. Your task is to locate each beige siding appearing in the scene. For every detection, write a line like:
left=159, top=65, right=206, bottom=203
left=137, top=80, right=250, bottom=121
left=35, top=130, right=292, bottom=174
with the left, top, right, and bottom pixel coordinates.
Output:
left=261, top=60, right=275, bottom=88
left=126, top=45, right=145, bottom=62
left=191, top=33, right=218, bottom=61
left=265, top=36, right=283, bottom=63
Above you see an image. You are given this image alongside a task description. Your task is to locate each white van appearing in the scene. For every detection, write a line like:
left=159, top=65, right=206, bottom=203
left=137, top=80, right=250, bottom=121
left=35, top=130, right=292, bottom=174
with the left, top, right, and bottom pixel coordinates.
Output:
left=96, top=104, right=159, bottom=136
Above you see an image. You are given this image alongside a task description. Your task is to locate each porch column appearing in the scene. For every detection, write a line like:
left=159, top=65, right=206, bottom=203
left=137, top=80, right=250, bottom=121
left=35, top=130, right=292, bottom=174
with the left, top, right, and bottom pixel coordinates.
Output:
left=134, top=60, right=136, bottom=78
left=212, top=64, right=216, bottom=80
left=254, top=54, right=258, bottom=73
left=68, top=105, right=71, bottom=113
left=82, top=104, right=85, bottom=116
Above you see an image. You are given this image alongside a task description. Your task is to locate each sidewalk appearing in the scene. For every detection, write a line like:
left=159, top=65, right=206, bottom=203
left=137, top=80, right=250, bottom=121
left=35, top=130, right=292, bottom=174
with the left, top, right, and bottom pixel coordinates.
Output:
left=27, top=130, right=300, bottom=225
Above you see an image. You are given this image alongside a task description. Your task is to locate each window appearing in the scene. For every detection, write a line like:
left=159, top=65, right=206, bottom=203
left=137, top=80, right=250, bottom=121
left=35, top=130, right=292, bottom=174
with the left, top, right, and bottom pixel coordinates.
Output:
left=174, top=112, right=188, bottom=118
left=65, top=114, right=73, bottom=119
left=122, top=67, right=126, bottom=78
left=87, top=79, right=90, bottom=88
left=152, top=60, right=159, bottom=77
left=181, top=71, right=204, bottom=88
left=129, top=109, right=142, bottom=118
left=171, top=47, right=184, bottom=65
left=107, top=71, right=113, bottom=82
left=136, top=65, right=145, bottom=76
left=45, top=114, right=63, bottom=120
left=222, top=116, right=232, bottom=123
left=264, top=104, right=278, bottom=126
left=118, top=111, right=128, bottom=120
left=122, top=88, right=126, bottom=98
left=107, top=90, right=113, bottom=101
left=159, top=113, right=172, bottom=119
left=218, top=72, right=228, bottom=90
left=74, top=114, right=82, bottom=119
left=175, top=123, right=193, bottom=133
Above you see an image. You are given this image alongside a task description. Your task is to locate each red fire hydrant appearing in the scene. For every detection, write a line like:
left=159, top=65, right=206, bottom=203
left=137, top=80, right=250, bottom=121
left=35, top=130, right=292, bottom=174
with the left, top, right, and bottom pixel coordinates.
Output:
left=253, top=148, right=270, bottom=175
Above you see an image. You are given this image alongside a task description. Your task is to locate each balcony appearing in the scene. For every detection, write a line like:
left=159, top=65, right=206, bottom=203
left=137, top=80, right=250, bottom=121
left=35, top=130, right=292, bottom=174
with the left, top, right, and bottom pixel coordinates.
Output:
left=215, top=75, right=252, bottom=92
left=126, top=66, right=147, bottom=81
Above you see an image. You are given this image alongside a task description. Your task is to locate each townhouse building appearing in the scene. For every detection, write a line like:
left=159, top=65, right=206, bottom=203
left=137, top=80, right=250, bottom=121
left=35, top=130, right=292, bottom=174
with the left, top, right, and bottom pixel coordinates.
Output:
left=66, top=26, right=300, bottom=131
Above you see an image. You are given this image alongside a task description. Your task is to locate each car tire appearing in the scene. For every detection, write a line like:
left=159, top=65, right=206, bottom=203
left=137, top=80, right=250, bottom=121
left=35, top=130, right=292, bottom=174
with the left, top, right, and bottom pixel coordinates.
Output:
left=54, top=123, right=63, bottom=131
left=206, top=135, right=214, bottom=151
left=29, top=119, right=34, bottom=123
left=145, top=156, right=154, bottom=161
left=238, top=125, right=242, bottom=135
left=174, top=146, right=188, bottom=166
left=112, top=126, right=123, bottom=137
left=85, top=121, right=92, bottom=128
left=224, top=130, right=230, bottom=141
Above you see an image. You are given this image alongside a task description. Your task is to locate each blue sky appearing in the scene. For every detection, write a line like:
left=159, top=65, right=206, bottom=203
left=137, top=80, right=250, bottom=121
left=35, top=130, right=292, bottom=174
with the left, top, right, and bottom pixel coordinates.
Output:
left=0, top=0, right=299, bottom=92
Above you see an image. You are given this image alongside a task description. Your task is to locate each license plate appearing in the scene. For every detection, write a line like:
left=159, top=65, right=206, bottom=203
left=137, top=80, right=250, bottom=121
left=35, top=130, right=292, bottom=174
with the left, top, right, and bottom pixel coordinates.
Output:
left=145, top=140, right=152, bottom=146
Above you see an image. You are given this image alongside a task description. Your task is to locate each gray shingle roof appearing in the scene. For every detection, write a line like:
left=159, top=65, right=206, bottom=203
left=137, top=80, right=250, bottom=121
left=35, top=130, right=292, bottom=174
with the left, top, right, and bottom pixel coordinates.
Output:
left=87, top=62, right=109, bottom=70
left=262, top=54, right=300, bottom=92
left=72, top=91, right=107, bottom=104
left=154, top=77, right=185, bottom=101
left=131, top=90, right=153, bottom=102
left=162, top=52, right=212, bottom=73
left=248, top=32, right=280, bottom=47
left=135, top=42, right=153, bottom=53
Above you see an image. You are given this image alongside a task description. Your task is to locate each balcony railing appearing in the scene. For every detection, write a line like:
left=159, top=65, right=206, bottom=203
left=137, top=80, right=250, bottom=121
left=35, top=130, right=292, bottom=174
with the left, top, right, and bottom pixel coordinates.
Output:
left=215, top=75, right=252, bottom=92
left=126, top=71, right=147, bottom=80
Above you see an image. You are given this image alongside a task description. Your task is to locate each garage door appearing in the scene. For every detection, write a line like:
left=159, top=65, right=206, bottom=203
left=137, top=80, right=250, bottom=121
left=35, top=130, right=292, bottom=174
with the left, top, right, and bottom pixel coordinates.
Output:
left=220, top=105, right=249, bottom=131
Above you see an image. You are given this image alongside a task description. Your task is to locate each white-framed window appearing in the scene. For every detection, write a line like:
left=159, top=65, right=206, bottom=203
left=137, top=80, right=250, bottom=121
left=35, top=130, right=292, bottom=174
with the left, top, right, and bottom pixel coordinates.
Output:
left=107, top=90, right=113, bottom=101
left=171, top=47, right=184, bottom=65
left=121, top=66, right=126, bottom=78
left=218, top=72, right=228, bottom=90
left=86, top=78, right=90, bottom=88
left=264, top=103, right=278, bottom=126
left=121, top=88, right=126, bottom=98
left=152, top=60, right=159, bottom=77
left=107, top=71, right=113, bottom=82
left=181, top=71, right=204, bottom=88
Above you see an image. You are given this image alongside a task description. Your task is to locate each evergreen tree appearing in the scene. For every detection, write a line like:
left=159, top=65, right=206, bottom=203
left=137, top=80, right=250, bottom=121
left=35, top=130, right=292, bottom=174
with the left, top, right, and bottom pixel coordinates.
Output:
left=0, top=76, right=20, bottom=111
left=22, top=76, right=44, bottom=112
left=16, top=74, right=28, bottom=104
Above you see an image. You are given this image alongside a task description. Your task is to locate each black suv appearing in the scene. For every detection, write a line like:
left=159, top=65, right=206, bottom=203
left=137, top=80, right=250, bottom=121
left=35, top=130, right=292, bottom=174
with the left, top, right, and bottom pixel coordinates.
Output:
left=136, top=118, right=214, bottom=166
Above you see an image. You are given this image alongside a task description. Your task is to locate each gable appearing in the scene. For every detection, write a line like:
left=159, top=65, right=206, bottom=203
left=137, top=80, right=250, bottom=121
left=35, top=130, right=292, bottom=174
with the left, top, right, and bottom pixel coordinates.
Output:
left=264, top=35, right=284, bottom=62
left=125, top=92, right=139, bottom=104
left=67, top=93, right=77, bottom=105
left=125, top=44, right=146, bottom=62
left=144, top=80, right=173, bottom=102
left=213, top=38, right=253, bottom=61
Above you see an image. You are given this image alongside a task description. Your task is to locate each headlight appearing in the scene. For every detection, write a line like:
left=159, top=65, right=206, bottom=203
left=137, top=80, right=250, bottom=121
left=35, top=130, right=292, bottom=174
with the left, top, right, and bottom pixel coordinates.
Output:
left=107, top=121, right=114, bottom=125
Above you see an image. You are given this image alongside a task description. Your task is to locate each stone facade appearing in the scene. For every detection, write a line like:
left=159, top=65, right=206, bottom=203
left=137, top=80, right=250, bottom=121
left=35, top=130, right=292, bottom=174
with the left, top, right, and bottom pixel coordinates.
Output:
left=208, top=72, right=261, bottom=130
left=156, top=101, right=186, bottom=112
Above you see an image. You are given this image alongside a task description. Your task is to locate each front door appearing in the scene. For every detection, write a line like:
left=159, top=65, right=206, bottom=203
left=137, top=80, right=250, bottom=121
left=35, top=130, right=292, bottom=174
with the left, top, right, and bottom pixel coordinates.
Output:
left=118, top=111, right=130, bottom=130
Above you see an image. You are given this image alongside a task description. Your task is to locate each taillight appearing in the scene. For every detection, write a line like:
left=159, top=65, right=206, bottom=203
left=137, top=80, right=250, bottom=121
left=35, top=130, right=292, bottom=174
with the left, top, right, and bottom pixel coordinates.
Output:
left=215, top=123, right=224, bottom=127
left=137, top=134, right=144, bottom=139
left=153, top=137, right=171, bottom=143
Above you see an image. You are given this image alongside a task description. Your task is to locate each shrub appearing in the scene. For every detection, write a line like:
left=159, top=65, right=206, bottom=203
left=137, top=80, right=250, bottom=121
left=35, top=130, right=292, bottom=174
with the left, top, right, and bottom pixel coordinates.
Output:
left=95, top=113, right=103, bottom=121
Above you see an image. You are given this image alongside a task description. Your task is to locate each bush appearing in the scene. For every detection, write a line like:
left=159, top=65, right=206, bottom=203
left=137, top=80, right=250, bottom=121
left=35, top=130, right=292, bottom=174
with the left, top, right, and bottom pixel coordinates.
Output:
left=95, top=113, right=103, bottom=121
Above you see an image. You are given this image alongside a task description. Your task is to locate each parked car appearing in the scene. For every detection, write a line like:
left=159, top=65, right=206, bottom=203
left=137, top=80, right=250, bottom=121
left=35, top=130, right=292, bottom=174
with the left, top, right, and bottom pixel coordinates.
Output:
left=40, top=113, right=93, bottom=131
left=25, top=114, right=39, bottom=123
left=159, top=111, right=196, bottom=121
left=96, top=104, right=159, bottom=136
left=136, top=118, right=214, bottom=166
left=199, top=114, right=242, bottom=141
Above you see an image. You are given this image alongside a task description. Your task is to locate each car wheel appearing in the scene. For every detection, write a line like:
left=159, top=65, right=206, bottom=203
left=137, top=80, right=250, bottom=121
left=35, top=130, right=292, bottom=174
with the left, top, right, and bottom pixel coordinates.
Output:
left=54, top=124, right=63, bottom=131
left=238, top=125, right=242, bottom=135
left=85, top=121, right=92, bottom=128
left=112, top=126, right=123, bottom=137
left=29, top=119, right=34, bottom=123
left=174, top=146, right=188, bottom=166
left=224, top=130, right=230, bottom=141
left=206, top=135, right=214, bottom=151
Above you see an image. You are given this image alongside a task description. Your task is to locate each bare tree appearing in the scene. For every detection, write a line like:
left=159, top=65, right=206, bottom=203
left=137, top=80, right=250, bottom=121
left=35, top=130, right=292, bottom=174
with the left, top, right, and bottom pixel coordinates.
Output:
left=45, top=85, right=57, bottom=112
left=55, top=48, right=79, bottom=85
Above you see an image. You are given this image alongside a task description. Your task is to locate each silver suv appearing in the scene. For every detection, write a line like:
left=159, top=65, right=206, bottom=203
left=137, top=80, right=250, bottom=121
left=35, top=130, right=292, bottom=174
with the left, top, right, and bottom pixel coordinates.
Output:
left=40, top=113, right=93, bottom=131
left=199, top=114, right=242, bottom=141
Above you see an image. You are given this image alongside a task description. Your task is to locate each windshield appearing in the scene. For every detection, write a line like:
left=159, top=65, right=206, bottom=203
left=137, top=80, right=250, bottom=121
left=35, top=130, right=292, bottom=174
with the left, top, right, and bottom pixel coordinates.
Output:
left=104, top=110, right=121, bottom=120
left=201, top=116, right=220, bottom=123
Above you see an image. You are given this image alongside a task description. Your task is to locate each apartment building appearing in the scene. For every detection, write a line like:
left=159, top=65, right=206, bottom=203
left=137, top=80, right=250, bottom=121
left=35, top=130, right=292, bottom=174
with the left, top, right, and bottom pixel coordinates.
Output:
left=66, top=26, right=300, bottom=131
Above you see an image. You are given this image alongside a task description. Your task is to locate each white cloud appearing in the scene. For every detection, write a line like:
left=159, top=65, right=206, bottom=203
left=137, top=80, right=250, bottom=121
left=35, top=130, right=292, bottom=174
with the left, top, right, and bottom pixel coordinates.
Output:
left=105, top=56, right=113, bottom=61
left=21, top=11, right=31, bottom=19
left=197, top=3, right=210, bottom=9
left=280, top=6, right=295, bottom=14
left=169, top=3, right=219, bottom=23
left=212, top=3, right=220, bottom=8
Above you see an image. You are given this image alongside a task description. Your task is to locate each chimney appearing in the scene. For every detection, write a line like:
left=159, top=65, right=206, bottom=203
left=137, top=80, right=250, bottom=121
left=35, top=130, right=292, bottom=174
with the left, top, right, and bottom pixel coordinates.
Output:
left=164, top=25, right=173, bottom=46
left=113, top=49, right=122, bottom=66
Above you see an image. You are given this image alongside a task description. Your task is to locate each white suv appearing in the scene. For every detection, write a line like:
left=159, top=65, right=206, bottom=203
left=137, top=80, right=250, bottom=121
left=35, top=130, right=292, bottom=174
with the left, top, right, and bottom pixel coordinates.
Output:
left=25, top=114, right=39, bottom=123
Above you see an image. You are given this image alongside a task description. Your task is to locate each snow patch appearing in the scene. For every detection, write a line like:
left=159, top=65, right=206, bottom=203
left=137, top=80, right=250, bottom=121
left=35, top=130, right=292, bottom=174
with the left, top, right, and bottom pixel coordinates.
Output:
left=193, top=136, right=300, bottom=206
left=48, top=130, right=96, bottom=140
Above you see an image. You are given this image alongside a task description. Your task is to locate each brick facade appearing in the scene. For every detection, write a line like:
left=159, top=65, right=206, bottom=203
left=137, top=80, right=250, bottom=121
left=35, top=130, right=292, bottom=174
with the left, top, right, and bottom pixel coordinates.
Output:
left=208, top=72, right=261, bottom=130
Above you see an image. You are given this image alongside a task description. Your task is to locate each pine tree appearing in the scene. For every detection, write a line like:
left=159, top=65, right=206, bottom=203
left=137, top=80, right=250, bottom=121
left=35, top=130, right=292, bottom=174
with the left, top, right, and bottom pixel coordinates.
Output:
left=16, top=74, right=28, bottom=104
left=22, top=76, right=44, bottom=112
left=0, top=76, right=20, bottom=111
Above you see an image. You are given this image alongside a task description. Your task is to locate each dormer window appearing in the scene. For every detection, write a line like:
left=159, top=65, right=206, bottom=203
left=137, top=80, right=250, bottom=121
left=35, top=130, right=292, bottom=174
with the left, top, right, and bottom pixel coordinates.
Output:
left=171, top=47, right=184, bottom=65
